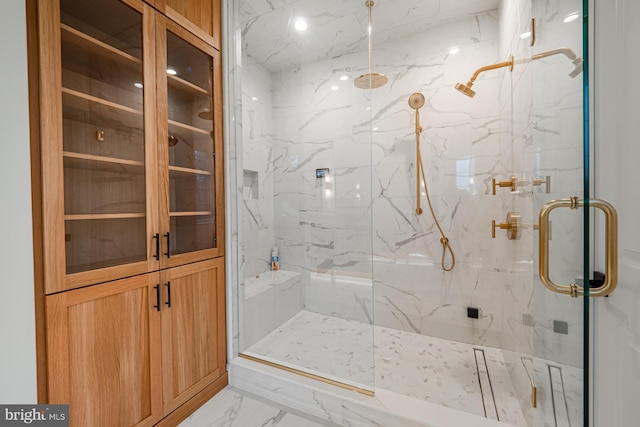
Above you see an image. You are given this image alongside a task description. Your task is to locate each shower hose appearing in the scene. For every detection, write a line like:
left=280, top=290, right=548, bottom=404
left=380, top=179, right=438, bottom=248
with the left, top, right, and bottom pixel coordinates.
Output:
left=417, top=149, right=455, bottom=271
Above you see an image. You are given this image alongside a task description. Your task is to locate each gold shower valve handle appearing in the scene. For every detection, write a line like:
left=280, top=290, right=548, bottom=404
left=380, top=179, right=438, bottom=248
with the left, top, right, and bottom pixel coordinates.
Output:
left=491, top=212, right=522, bottom=240
left=492, top=176, right=518, bottom=195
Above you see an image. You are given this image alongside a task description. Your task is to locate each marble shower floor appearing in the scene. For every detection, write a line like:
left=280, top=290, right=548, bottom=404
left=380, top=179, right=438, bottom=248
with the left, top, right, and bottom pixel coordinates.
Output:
left=245, top=310, right=526, bottom=426
left=178, top=387, right=330, bottom=427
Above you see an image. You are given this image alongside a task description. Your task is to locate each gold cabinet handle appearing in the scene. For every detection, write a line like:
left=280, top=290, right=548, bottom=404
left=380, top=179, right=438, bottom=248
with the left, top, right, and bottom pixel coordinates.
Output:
left=538, top=197, right=618, bottom=297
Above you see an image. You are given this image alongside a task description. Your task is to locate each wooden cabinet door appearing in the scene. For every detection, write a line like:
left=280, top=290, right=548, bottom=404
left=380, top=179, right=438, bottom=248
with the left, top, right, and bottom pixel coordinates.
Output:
left=38, top=0, right=160, bottom=294
left=156, top=15, right=225, bottom=270
left=46, top=273, right=162, bottom=426
left=159, top=258, right=226, bottom=414
left=155, top=0, right=221, bottom=48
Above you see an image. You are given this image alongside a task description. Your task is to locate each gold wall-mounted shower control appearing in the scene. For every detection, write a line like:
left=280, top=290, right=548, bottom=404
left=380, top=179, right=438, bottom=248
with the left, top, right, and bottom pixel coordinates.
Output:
left=492, top=176, right=518, bottom=195
left=96, top=130, right=104, bottom=142
left=491, top=212, right=521, bottom=240
left=532, top=176, right=551, bottom=193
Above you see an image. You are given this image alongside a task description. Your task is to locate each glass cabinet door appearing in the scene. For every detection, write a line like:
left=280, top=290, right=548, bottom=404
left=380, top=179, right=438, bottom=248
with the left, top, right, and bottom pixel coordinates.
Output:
left=41, top=0, right=157, bottom=293
left=158, top=17, right=223, bottom=267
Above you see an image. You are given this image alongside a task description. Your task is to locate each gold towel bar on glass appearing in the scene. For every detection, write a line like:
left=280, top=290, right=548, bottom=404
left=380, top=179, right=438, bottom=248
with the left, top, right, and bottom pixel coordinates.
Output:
left=538, top=197, right=618, bottom=297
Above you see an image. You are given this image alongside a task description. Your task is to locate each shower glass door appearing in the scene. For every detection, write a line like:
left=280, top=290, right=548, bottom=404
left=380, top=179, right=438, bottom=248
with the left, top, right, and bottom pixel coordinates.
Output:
left=530, top=0, right=591, bottom=425
left=230, top=0, right=375, bottom=392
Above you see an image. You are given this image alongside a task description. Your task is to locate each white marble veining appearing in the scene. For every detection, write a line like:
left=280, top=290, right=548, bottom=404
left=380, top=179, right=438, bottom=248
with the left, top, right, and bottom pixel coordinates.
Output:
left=244, top=310, right=526, bottom=425
left=239, top=0, right=499, bottom=71
left=245, top=310, right=375, bottom=389
left=230, top=0, right=588, bottom=426
left=243, top=270, right=303, bottom=349
left=179, top=387, right=327, bottom=427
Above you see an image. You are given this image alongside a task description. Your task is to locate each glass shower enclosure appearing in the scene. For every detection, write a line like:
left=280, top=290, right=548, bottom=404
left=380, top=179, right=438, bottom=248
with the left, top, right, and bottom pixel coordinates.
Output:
left=227, top=0, right=375, bottom=392
left=226, top=0, right=604, bottom=425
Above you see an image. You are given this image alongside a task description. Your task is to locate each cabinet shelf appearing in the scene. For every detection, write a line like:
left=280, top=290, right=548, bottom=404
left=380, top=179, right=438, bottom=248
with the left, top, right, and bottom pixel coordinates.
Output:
left=63, top=152, right=145, bottom=178
left=169, top=211, right=213, bottom=217
left=64, top=151, right=144, bottom=167
left=65, top=213, right=146, bottom=221
left=168, top=74, right=208, bottom=96
left=63, top=87, right=143, bottom=131
left=61, top=23, right=142, bottom=69
left=168, top=119, right=211, bottom=136
left=168, top=165, right=212, bottom=176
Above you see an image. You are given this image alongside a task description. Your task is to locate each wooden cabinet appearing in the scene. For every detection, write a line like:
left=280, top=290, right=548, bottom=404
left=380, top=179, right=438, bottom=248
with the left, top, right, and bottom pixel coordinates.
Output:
left=38, top=0, right=224, bottom=294
left=156, top=0, right=221, bottom=48
left=157, top=15, right=224, bottom=270
left=46, top=274, right=163, bottom=426
left=32, top=0, right=226, bottom=424
left=160, top=259, right=226, bottom=413
left=46, top=259, right=226, bottom=426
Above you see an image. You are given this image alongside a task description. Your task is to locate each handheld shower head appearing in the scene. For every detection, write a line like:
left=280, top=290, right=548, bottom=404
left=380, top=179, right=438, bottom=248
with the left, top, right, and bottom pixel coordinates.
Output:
left=455, top=82, right=476, bottom=98
left=408, top=92, right=425, bottom=109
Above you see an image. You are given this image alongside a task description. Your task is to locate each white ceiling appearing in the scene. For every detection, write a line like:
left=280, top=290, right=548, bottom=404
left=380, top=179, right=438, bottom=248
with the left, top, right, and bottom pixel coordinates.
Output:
left=238, top=0, right=500, bottom=71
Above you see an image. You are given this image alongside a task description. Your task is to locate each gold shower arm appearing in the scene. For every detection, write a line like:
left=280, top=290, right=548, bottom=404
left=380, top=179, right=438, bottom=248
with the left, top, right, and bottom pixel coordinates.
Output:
left=468, top=56, right=514, bottom=83
left=515, top=47, right=583, bottom=78
left=530, top=47, right=579, bottom=62
left=455, top=56, right=514, bottom=97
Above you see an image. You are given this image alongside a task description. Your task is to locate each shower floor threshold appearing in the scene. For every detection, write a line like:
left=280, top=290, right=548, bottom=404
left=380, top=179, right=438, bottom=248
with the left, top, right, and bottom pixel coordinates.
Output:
left=239, top=310, right=526, bottom=426
left=230, top=356, right=514, bottom=427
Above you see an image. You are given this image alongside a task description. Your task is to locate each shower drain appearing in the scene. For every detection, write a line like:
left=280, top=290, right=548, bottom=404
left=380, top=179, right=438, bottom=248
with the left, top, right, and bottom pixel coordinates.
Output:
left=473, top=348, right=499, bottom=421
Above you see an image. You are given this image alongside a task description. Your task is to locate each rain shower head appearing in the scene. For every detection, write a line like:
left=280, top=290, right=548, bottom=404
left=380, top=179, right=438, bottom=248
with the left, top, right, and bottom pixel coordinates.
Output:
left=408, top=92, right=426, bottom=109
left=354, top=72, right=389, bottom=89
left=354, top=0, right=388, bottom=89
left=455, top=82, right=476, bottom=98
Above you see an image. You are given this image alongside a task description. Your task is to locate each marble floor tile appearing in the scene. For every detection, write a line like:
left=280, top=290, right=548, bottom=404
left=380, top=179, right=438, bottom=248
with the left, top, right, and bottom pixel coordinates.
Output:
left=245, top=310, right=527, bottom=426
left=179, top=387, right=330, bottom=427
left=245, top=310, right=375, bottom=389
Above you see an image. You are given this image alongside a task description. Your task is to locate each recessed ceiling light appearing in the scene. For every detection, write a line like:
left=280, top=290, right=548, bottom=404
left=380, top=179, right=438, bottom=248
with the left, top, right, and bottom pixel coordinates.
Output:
left=134, top=82, right=143, bottom=89
left=366, top=107, right=371, bottom=110
left=373, top=127, right=378, bottom=131
left=294, top=18, right=308, bottom=32
left=448, top=47, right=460, bottom=55
left=520, top=31, right=532, bottom=39
left=331, top=85, right=339, bottom=91
left=251, top=96, right=258, bottom=101
left=340, top=75, right=349, bottom=81
left=563, top=12, right=580, bottom=23
left=166, top=68, right=177, bottom=75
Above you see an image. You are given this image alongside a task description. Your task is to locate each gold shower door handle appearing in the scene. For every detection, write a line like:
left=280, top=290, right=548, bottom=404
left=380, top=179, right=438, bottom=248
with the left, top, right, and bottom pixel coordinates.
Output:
left=538, top=197, right=618, bottom=297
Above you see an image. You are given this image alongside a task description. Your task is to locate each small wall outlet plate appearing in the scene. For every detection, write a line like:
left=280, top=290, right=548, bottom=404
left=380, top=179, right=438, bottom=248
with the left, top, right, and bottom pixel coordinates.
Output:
left=467, top=307, right=479, bottom=319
